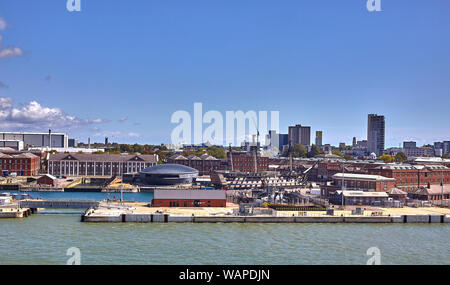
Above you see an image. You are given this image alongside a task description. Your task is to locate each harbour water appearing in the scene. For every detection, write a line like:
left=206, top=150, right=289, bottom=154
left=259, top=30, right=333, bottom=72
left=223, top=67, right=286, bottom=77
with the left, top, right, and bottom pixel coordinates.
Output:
left=0, top=212, right=449, bottom=265
left=4, top=191, right=154, bottom=202
left=1, top=192, right=449, bottom=265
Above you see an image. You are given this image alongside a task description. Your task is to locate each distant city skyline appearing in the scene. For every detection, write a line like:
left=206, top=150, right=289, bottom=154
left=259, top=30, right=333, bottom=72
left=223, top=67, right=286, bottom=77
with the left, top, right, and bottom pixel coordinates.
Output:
left=1, top=1, right=450, bottom=146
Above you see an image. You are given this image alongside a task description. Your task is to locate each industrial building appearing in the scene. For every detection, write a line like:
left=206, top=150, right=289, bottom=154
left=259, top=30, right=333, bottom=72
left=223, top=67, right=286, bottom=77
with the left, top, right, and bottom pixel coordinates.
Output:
left=331, top=190, right=389, bottom=206
left=139, top=164, right=198, bottom=185
left=152, top=189, right=227, bottom=207
left=331, top=173, right=396, bottom=192
left=369, top=164, right=450, bottom=192
left=0, top=140, right=24, bottom=151
left=0, top=132, right=68, bottom=148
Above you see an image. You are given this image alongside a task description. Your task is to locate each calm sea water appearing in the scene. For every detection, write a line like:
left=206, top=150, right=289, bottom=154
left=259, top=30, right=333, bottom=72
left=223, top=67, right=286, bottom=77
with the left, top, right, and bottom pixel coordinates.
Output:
left=4, top=191, right=154, bottom=202
left=0, top=192, right=449, bottom=265
left=0, top=213, right=448, bottom=265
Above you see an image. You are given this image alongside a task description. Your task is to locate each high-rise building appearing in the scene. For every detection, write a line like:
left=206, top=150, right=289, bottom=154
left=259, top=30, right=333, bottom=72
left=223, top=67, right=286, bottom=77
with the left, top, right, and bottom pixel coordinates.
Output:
left=267, top=130, right=289, bottom=151
left=403, top=141, right=416, bottom=149
left=68, top=139, right=78, bottom=148
left=315, top=131, right=323, bottom=146
left=352, top=137, right=357, bottom=147
left=434, top=141, right=450, bottom=155
left=288, top=124, right=311, bottom=147
left=367, top=114, right=385, bottom=156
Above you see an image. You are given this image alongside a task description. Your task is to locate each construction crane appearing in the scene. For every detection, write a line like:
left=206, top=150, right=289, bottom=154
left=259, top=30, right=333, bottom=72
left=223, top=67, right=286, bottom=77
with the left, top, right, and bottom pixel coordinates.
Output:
left=251, top=118, right=260, bottom=174
left=228, top=143, right=234, bottom=172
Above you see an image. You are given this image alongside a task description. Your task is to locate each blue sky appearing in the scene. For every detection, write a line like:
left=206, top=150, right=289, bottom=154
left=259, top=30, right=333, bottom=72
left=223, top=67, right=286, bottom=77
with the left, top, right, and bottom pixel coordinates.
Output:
left=0, top=0, right=449, bottom=147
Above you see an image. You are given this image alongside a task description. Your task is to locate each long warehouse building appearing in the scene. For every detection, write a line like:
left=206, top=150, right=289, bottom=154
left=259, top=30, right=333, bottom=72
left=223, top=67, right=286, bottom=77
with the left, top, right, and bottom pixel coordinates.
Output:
left=0, top=132, right=68, bottom=148
left=48, top=153, right=158, bottom=177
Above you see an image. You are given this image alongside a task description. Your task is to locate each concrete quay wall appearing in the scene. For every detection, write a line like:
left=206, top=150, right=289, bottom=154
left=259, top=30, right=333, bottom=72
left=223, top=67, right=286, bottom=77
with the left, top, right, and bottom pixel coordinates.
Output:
left=81, top=213, right=450, bottom=224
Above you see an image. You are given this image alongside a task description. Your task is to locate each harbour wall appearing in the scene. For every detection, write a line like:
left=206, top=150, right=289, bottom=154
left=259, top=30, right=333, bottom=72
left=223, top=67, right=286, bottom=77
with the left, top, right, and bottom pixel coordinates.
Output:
left=82, top=213, right=450, bottom=224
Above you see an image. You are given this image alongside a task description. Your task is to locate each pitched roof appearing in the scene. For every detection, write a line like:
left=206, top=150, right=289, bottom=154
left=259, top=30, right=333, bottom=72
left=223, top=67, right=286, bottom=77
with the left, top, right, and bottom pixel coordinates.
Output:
left=49, top=153, right=157, bottom=163
left=332, top=173, right=395, bottom=181
left=0, top=152, right=38, bottom=159
left=389, top=188, right=407, bottom=195
left=416, top=185, right=450, bottom=195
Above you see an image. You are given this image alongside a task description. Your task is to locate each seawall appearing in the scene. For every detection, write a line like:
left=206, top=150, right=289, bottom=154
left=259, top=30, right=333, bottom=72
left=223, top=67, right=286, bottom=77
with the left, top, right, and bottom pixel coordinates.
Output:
left=82, top=213, right=450, bottom=224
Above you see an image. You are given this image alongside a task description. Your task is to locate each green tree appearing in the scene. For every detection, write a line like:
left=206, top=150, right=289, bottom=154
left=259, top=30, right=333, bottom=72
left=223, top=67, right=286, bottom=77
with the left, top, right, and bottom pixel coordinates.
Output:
left=293, top=144, right=307, bottom=158
left=332, top=149, right=343, bottom=157
left=344, top=154, right=354, bottom=161
left=443, top=154, right=450, bottom=159
left=207, top=146, right=226, bottom=159
left=395, top=152, right=408, bottom=163
left=379, top=154, right=395, bottom=163
left=307, top=144, right=322, bottom=158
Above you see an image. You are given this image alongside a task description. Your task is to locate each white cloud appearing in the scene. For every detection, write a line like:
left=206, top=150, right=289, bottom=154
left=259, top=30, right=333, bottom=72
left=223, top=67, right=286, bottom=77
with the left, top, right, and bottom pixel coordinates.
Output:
left=0, top=17, right=6, bottom=30
left=0, top=18, right=24, bottom=59
left=128, top=132, right=140, bottom=137
left=90, top=118, right=104, bottom=124
left=118, top=117, right=128, bottom=122
left=0, top=97, right=104, bottom=131
left=0, top=47, right=24, bottom=59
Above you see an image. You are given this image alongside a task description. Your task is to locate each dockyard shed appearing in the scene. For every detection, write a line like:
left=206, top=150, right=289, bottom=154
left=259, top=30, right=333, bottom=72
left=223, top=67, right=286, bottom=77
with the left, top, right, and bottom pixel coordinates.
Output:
left=37, top=174, right=57, bottom=186
left=152, top=190, right=226, bottom=207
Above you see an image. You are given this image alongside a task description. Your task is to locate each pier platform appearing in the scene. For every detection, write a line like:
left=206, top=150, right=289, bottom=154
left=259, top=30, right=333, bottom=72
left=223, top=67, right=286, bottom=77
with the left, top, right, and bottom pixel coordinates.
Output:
left=0, top=207, right=33, bottom=218
left=81, top=202, right=450, bottom=224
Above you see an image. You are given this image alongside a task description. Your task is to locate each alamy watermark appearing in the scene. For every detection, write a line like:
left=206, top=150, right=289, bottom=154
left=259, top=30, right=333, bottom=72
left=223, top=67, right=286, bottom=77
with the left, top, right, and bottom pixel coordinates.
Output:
left=66, top=247, right=81, bottom=265
left=171, top=103, right=279, bottom=146
left=366, top=247, right=381, bottom=265
left=367, top=0, right=382, bottom=12
left=66, top=0, right=81, bottom=12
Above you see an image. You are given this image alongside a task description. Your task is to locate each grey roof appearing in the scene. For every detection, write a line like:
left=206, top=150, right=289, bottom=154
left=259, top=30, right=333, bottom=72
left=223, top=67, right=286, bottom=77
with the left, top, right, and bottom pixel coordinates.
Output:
left=0, top=152, right=38, bottom=159
left=388, top=188, right=407, bottom=195
left=154, top=190, right=226, bottom=200
left=49, top=153, right=157, bottom=163
left=332, top=173, right=395, bottom=181
left=140, top=164, right=198, bottom=175
left=339, top=191, right=389, bottom=198
left=416, top=185, right=450, bottom=195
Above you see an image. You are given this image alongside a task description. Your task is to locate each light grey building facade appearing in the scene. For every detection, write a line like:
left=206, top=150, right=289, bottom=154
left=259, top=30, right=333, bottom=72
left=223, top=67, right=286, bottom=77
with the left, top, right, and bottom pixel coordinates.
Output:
left=288, top=124, right=311, bottom=147
left=0, top=132, right=68, bottom=148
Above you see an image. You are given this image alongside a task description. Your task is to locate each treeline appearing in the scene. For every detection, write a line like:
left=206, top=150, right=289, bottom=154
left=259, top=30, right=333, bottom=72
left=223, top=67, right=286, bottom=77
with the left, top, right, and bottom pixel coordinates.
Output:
left=280, top=144, right=325, bottom=158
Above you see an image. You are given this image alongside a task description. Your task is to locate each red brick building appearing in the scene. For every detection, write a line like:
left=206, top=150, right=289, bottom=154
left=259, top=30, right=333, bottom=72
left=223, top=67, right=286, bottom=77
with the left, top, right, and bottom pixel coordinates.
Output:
left=37, top=174, right=57, bottom=186
left=167, top=154, right=227, bottom=175
left=321, top=173, right=396, bottom=197
left=152, top=190, right=227, bottom=207
left=410, top=185, right=450, bottom=201
left=368, top=165, right=450, bottom=192
left=0, top=152, right=40, bottom=176
left=229, top=151, right=269, bottom=173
